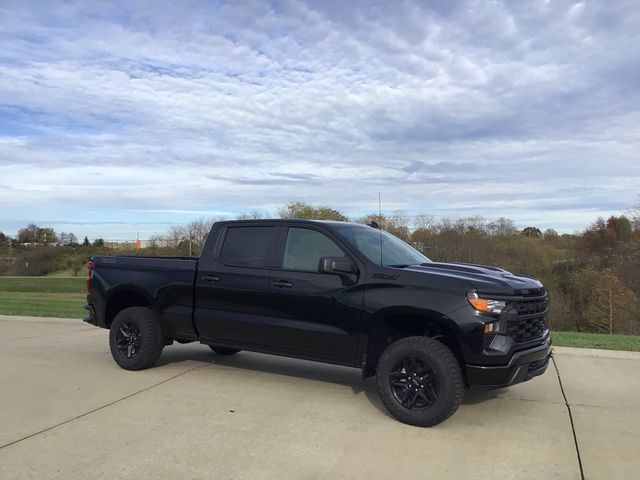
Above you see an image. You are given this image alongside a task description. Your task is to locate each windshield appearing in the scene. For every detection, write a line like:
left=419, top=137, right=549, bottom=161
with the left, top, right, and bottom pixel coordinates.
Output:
left=335, top=226, right=431, bottom=266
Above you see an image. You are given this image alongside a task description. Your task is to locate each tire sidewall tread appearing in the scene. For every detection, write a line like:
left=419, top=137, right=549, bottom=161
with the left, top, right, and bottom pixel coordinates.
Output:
left=376, top=336, right=464, bottom=427
left=109, top=307, right=163, bottom=371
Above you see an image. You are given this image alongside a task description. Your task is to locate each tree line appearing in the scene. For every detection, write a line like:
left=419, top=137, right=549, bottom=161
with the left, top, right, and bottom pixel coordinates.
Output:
left=0, top=223, right=103, bottom=249
left=2, top=200, right=639, bottom=335
left=0, top=224, right=104, bottom=276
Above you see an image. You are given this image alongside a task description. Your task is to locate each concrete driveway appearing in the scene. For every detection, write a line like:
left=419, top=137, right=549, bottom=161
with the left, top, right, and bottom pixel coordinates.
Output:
left=0, top=315, right=638, bottom=479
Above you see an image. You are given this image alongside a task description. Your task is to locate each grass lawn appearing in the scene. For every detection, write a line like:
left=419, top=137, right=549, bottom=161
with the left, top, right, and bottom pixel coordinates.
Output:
left=551, top=331, right=640, bottom=352
left=0, top=276, right=85, bottom=318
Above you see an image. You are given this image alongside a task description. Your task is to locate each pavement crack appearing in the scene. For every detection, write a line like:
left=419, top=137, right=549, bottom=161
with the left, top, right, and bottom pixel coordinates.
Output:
left=493, top=395, right=564, bottom=405
left=0, top=365, right=205, bottom=451
left=552, top=355, right=585, bottom=480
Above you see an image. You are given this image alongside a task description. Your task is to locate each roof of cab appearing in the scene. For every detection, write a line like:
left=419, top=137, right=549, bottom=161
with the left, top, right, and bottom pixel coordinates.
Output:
left=215, top=218, right=367, bottom=228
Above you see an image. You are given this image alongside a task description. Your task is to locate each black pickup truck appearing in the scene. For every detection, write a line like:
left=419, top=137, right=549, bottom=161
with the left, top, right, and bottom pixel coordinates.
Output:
left=85, top=219, right=551, bottom=426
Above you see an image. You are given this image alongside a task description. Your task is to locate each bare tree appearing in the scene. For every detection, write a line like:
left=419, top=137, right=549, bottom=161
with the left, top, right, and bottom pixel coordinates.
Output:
left=465, top=216, right=487, bottom=233
left=278, top=201, right=347, bottom=221
left=626, top=195, right=640, bottom=230
left=148, top=235, right=163, bottom=249
left=387, top=210, right=411, bottom=241
left=356, top=211, right=411, bottom=241
left=18, top=224, right=38, bottom=243
left=522, top=227, right=543, bottom=238
left=236, top=210, right=265, bottom=220
left=58, top=232, right=78, bottom=246
left=166, top=225, right=186, bottom=250
left=413, top=214, right=435, bottom=232
left=186, top=218, right=214, bottom=252
left=487, top=217, right=518, bottom=237
left=572, top=267, right=640, bottom=334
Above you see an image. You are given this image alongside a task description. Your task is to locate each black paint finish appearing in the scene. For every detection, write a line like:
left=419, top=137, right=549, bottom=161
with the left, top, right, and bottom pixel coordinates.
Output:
left=86, top=219, right=551, bottom=387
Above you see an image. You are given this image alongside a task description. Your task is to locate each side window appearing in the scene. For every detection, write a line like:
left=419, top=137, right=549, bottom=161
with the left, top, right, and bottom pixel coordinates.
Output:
left=219, top=226, right=273, bottom=267
left=283, top=227, right=345, bottom=272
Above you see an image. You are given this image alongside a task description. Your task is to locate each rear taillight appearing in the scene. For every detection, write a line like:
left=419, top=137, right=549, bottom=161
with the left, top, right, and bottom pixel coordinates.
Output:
left=86, top=260, right=95, bottom=292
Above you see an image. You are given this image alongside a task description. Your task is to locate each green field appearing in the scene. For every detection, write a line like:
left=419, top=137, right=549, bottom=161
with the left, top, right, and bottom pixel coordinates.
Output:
left=551, top=331, right=640, bottom=352
left=0, top=276, right=85, bottom=318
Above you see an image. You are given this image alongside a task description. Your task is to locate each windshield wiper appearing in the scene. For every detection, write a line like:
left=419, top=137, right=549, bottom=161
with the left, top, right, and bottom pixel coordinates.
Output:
left=387, top=264, right=410, bottom=268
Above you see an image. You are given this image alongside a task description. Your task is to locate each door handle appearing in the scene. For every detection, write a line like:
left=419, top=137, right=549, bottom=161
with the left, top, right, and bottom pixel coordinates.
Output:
left=272, top=280, right=293, bottom=288
left=202, top=275, right=220, bottom=283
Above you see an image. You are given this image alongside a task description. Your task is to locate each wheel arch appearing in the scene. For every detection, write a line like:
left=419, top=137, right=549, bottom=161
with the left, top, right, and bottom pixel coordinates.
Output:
left=363, top=308, right=466, bottom=378
left=104, top=287, right=154, bottom=328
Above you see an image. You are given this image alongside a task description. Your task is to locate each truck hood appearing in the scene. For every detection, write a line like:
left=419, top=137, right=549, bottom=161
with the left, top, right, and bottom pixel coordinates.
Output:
left=404, top=262, right=544, bottom=297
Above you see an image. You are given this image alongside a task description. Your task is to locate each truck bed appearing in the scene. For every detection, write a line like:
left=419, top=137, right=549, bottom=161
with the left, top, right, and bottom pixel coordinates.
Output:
left=89, top=255, right=199, bottom=340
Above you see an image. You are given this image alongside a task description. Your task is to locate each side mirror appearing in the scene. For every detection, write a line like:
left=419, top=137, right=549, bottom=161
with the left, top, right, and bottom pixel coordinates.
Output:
left=319, top=257, right=358, bottom=275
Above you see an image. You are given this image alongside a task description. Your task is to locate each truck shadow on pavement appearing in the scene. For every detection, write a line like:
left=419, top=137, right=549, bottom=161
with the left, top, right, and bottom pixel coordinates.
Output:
left=156, top=344, right=502, bottom=418
left=158, top=345, right=389, bottom=416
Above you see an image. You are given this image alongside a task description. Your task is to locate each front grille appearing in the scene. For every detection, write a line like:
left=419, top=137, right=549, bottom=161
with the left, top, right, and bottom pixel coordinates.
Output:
left=506, top=295, right=548, bottom=343
left=506, top=316, right=546, bottom=343
left=513, top=297, right=548, bottom=316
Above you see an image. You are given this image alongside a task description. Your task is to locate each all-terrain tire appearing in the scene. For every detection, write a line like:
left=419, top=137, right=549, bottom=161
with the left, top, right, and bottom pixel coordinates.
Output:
left=376, top=336, right=464, bottom=427
left=208, top=345, right=241, bottom=355
left=109, top=307, right=164, bottom=371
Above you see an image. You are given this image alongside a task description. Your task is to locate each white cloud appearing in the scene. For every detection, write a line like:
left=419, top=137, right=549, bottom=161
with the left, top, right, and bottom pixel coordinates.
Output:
left=0, top=0, right=639, bottom=238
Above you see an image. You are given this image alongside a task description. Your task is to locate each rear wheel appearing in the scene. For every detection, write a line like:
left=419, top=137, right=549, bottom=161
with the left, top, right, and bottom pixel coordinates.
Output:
left=208, top=345, right=241, bottom=355
left=376, top=336, right=463, bottom=427
left=109, top=307, right=164, bottom=370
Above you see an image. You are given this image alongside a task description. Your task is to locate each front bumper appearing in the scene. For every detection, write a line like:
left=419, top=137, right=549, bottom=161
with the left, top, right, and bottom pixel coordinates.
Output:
left=465, top=336, right=552, bottom=388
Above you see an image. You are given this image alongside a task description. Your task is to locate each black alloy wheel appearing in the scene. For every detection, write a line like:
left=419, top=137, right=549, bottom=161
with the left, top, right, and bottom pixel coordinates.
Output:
left=115, top=321, right=142, bottom=359
left=389, top=356, right=439, bottom=410
left=376, top=336, right=464, bottom=427
left=109, top=307, right=164, bottom=371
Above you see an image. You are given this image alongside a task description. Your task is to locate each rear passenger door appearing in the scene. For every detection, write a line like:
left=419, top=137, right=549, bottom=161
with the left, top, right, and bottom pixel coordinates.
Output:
left=194, top=224, right=277, bottom=347
left=264, top=225, right=364, bottom=363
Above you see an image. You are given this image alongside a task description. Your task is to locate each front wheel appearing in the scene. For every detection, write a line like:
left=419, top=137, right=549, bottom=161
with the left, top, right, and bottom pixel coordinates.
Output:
left=376, top=336, right=464, bottom=427
left=109, top=307, right=164, bottom=371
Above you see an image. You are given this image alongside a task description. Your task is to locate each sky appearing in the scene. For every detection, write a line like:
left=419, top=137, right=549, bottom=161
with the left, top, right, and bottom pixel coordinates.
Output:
left=1, top=0, right=639, bottom=240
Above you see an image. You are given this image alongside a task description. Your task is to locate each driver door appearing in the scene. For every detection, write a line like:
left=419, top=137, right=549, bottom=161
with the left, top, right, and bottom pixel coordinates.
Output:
left=264, top=225, right=364, bottom=363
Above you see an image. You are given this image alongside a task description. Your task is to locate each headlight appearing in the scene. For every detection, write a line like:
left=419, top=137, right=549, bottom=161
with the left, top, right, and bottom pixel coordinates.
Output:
left=467, top=292, right=507, bottom=315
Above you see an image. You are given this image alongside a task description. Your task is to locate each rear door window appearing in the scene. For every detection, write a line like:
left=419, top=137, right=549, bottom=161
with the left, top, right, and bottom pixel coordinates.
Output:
left=219, top=226, right=275, bottom=267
